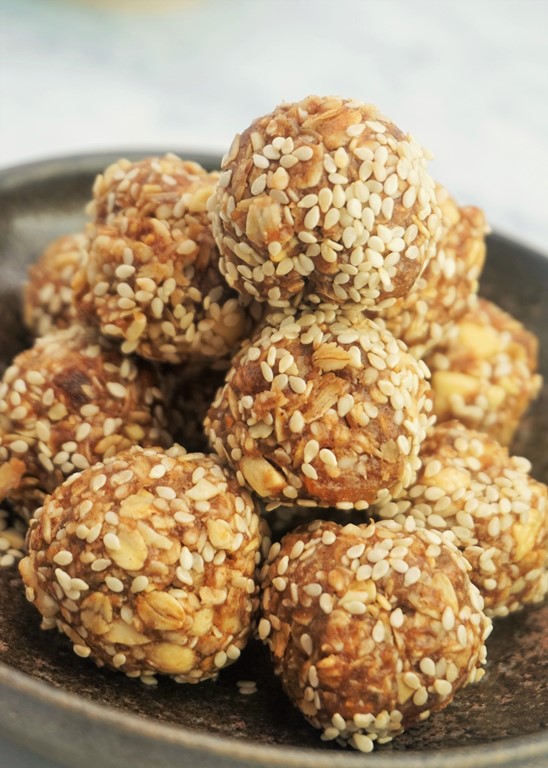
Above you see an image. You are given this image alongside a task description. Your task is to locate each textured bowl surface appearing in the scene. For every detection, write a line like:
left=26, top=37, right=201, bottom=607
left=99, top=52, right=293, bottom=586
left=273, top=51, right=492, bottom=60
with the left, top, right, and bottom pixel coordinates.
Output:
left=0, top=153, right=547, bottom=768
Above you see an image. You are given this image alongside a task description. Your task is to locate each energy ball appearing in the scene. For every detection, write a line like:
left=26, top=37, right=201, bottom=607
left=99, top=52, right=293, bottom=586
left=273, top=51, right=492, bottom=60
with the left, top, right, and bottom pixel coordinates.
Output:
left=0, top=326, right=169, bottom=521
left=259, top=518, right=490, bottom=751
left=20, top=445, right=267, bottom=683
left=369, top=185, right=487, bottom=358
left=375, top=422, right=548, bottom=616
left=206, top=307, right=433, bottom=509
left=73, top=155, right=255, bottom=364
left=210, top=95, right=441, bottom=309
left=424, top=299, right=542, bottom=445
left=23, top=233, right=86, bottom=337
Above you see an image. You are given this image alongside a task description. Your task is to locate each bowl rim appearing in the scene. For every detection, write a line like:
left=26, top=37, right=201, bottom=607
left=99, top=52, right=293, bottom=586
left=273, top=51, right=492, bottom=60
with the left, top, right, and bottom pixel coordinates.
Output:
left=0, top=151, right=547, bottom=768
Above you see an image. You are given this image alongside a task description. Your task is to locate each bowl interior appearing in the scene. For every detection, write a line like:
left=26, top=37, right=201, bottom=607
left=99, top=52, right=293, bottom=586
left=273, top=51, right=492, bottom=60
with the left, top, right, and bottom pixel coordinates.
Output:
left=0, top=153, right=547, bottom=762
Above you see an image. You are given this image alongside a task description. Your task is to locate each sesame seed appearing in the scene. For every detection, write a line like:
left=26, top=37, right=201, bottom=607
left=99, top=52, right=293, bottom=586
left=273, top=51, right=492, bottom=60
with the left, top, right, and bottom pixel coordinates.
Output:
left=420, top=657, right=436, bottom=677
left=442, top=606, right=455, bottom=631
left=106, top=382, right=127, bottom=399
left=105, top=576, right=124, bottom=593
left=390, top=607, right=404, bottom=628
left=403, top=671, right=421, bottom=689
left=10, top=440, right=29, bottom=454
left=308, top=666, right=319, bottom=687
left=372, top=619, right=385, bottom=643
left=91, top=474, right=107, bottom=492
left=352, top=734, right=374, bottom=753
left=294, top=145, right=314, bottom=161
left=289, top=376, right=307, bottom=394
left=304, top=440, right=320, bottom=464
left=73, top=645, right=91, bottom=658
left=372, top=559, right=390, bottom=581
left=413, top=686, right=429, bottom=707
left=53, top=550, right=73, bottom=566
left=319, top=593, right=334, bottom=613
left=303, top=583, right=322, bottom=597
left=434, top=679, right=453, bottom=697
left=404, top=566, right=421, bottom=586
left=104, top=533, right=121, bottom=551
left=318, top=448, right=337, bottom=467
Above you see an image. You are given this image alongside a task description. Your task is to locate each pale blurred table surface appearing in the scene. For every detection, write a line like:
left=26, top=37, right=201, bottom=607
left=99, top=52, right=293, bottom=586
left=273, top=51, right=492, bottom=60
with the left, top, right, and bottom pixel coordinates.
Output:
left=0, top=0, right=547, bottom=765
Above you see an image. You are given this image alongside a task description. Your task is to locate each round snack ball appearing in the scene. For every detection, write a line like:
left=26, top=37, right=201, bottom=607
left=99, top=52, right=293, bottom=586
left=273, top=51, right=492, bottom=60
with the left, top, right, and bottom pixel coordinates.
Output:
left=160, top=362, right=227, bottom=453
left=259, top=518, right=490, bottom=751
left=369, top=184, right=488, bottom=358
left=211, top=95, right=441, bottom=309
left=0, top=325, right=169, bottom=521
left=73, top=154, right=256, bottom=364
left=424, top=298, right=542, bottom=445
left=375, top=421, right=548, bottom=616
left=19, top=445, right=268, bottom=683
left=206, top=307, right=433, bottom=509
left=23, top=233, right=86, bottom=337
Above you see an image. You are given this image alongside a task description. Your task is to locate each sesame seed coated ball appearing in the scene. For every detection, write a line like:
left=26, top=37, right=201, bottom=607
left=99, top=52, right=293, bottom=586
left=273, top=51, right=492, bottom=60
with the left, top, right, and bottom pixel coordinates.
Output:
left=210, top=95, right=441, bottom=309
left=259, top=518, right=491, bottom=751
left=424, top=299, right=542, bottom=445
left=375, top=422, right=548, bottom=617
left=19, top=445, right=268, bottom=683
left=0, top=326, right=169, bottom=521
left=23, top=233, right=86, bottom=337
left=73, top=155, right=256, bottom=364
left=205, top=307, right=433, bottom=509
left=369, top=185, right=488, bottom=358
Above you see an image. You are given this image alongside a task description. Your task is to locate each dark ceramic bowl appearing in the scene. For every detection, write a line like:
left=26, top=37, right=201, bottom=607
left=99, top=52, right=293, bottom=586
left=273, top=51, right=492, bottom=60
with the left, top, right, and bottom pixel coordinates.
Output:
left=0, top=153, right=547, bottom=768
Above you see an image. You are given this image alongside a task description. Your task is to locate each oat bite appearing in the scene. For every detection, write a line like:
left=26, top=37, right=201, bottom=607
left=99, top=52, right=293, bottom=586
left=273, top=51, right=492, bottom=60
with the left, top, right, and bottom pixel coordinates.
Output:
left=424, top=298, right=542, bottom=445
left=259, top=518, right=490, bottom=751
left=375, top=422, right=548, bottom=616
left=23, top=233, right=86, bottom=337
left=370, top=184, right=488, bottom=358
left=205, top=307, right=433, bottom=510
left=73, top=155, right=255, bottom=364
left=0, top=325, right=169, bottom=521
left=210, top=95, right=441, bottom=309
left=20, top=445, right=268, bottom=683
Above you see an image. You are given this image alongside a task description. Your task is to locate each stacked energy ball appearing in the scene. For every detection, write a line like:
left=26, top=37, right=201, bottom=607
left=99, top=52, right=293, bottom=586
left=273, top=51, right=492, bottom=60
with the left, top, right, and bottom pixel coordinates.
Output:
left=0, top=95, right=544, bottom=753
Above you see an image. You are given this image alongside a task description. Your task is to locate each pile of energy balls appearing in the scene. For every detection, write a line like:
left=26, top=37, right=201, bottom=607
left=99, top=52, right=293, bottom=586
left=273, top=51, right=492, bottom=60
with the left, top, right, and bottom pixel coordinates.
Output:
left=0, top=95, right=545, bottom=752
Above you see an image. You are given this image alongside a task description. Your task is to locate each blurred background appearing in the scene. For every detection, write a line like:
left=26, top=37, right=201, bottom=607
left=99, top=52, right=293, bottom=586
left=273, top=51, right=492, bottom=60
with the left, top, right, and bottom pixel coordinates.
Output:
left=1, top=0, right=547, bottom=253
